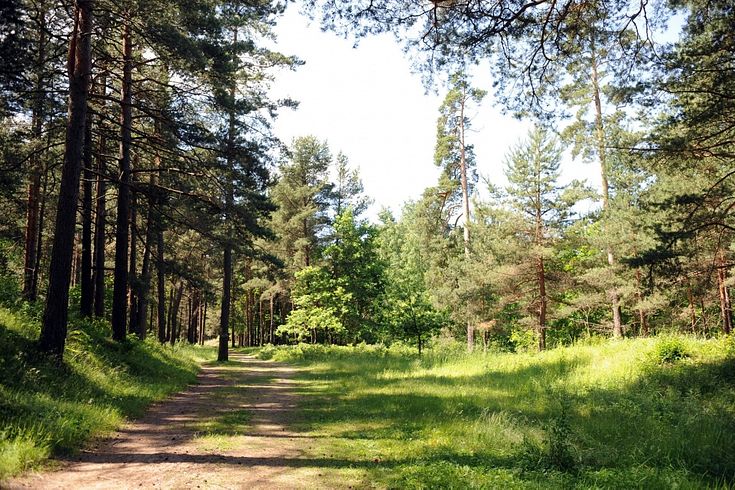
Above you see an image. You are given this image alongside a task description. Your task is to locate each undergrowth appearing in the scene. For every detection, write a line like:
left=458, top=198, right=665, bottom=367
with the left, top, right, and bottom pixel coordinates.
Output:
left=259, top=336, right=735, bottom=488
left=0, top=304, right=213, bottom=480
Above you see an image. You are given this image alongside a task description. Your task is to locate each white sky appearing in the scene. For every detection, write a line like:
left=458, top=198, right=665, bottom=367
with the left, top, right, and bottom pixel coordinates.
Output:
left=268, top=7, right=599, bottom=220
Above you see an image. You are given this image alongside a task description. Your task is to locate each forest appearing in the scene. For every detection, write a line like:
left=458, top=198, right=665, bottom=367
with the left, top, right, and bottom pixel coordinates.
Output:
left=1, top=0, right=734, bottom=488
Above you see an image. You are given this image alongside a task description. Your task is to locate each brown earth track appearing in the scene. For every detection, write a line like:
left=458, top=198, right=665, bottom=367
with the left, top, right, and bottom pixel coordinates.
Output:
left=7, top=353, right=332, bottom=489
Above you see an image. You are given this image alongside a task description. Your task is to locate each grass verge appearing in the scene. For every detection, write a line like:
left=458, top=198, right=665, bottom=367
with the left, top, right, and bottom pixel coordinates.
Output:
left=258, top=337, right=735, bottom=489
left=0, top=304, right=214, bottom=480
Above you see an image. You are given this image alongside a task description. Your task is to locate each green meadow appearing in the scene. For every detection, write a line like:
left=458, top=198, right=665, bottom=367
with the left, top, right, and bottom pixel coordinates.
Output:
left=257, top=338, right=735, bottom=489
left=0, top=304, right=212, bottom=479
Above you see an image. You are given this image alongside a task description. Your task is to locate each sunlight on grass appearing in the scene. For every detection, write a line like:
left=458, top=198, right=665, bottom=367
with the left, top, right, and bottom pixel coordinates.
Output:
left=0, top=305, right=215, bottom=480
left=193, top=434, right=245, bottom=452
left=189, top=409, right=251, bottom=437
left=259, top=338, right=735, bottom=488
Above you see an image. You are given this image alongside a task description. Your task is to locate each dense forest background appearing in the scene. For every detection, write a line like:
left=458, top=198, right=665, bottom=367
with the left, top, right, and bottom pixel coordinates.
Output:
left=0, top=0, right=734, bottom=362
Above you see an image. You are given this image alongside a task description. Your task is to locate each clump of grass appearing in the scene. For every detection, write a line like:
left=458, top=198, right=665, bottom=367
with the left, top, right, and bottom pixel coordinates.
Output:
left=189, top=409, right=250, bottom=436
left=0, top=305, right=214, bottom=480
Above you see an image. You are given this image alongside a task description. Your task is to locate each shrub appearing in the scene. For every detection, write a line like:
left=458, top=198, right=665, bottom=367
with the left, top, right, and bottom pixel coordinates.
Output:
left=651, top=337, right=690, bottom=365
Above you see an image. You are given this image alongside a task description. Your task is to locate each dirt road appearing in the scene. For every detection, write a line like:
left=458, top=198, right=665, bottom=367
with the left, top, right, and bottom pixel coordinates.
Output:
left=9, top=354, right=329, bottom=489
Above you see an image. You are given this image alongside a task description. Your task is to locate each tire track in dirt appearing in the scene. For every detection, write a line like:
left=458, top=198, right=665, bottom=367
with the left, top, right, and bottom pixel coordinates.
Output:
left=9, top=353, right=333, bottom=489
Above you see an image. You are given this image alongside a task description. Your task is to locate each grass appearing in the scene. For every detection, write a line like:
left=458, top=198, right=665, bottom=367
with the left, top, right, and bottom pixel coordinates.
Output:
left=258, top=337, right=735, bottom=489
left=0, top=303, right=214, bottom=480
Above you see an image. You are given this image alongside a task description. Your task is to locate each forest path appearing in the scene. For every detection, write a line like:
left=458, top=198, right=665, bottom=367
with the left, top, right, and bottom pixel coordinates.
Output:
left=10, top=353, right=330, bottom=489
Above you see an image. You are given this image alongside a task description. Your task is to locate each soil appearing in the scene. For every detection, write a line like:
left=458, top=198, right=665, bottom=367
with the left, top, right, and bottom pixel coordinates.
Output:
left=8, top=353, right=329, bottom=489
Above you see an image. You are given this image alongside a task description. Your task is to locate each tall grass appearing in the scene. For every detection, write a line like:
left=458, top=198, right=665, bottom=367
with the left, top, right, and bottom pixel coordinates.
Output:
left=0, top=305, right=213, bottom=480
left=259, top=337, right=735, bottom=488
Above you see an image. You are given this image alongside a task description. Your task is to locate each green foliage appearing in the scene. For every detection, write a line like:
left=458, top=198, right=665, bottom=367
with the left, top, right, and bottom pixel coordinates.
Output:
left=0, top=305, right=212, bottom=480
left=0, top=242, right=20, bottom=306
left=280, top=209, right=386, bottom=344
left=279, top=266, right=349, bottom=341
left=650, top=336, right=690, bottom=365
left=376, top=209, right=446, bottom=350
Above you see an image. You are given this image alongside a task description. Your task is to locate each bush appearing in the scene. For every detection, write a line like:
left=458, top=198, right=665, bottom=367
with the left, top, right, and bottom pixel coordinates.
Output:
left=651, top=337, right=690, bottom=365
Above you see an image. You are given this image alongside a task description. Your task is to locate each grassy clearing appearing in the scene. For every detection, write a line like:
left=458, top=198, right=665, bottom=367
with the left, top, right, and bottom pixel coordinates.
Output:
left=258, top=337, right=735, bottom=489
left=0, top=304, right=214, bottom=480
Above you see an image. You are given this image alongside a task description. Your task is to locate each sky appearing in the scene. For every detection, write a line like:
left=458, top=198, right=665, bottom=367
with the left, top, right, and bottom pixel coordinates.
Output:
left=267, top=7, right=598, bottom=220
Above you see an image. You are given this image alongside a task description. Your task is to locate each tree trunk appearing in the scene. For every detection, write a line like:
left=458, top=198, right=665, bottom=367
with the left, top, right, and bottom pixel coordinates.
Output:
left=33, top=165, right=49, bottom=297
left=687, top=282, right=697, bottom=334
left=535, top=179, right=547, bottom=352
left=71, top=232, right=80, bottom=287
left=23, top=13, right=47, bottom=302
left=258, top=297, right=265, bottom=345
left=188, top=290, right=200, bottom=344
left=245, top=289, right=252, bottom=346
left=111, top=13, right=133, bottom=342
left=537, top=255, right=547, bottom=351
left=156, top=227, right=166, bottom=343
left=169, top=281, right=184, bottom=345
left=717, top=250, right=732, bottom=334
left=135, top=208, right=154, bottom=339
left=269, top=293, right=274, bottom=344
left=635, top=266, right=648, bottom=336
left=127, top=183, right=138, bottom=333
left=80, top=103, right=94, bottom=316
left=591, top=45, right=624, bottom=338
left=201, top=300, right=207, bottom=345
left=219, top=244, right=232, bottom=361
left=92, top=71, right=107, bottom=318
left=39, top=0, right=94, bottom=357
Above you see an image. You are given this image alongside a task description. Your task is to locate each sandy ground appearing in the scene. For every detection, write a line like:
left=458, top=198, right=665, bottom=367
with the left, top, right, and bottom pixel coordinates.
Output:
left=7, top=353, right=333, bottom=489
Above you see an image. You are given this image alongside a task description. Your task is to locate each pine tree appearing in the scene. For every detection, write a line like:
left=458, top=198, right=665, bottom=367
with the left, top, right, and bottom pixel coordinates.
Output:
left=502, top=126, right=588, bottom=350
left=434, top=71, right=485, bottom=350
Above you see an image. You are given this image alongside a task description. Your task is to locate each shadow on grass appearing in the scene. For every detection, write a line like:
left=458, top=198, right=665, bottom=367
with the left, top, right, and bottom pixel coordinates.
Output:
left=0, top=317, right=203, bottom=455
left=62, top=447, right=519, bottom=472
left=284, top=346, right=735, bottom=485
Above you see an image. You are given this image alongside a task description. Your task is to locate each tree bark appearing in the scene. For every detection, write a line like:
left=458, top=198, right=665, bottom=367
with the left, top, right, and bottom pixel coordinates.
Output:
left=169, top=281, right=184, bottom=345
left=219, top=244, right=232, bottom=361
left=79, top=101, right=94, bottom=316
left=92, top=71, right=107, bottom=318
left=127, top=183, right=138, bottom=333
left=716, top=250, right=732, bottom=334
left=111, top=13, right=133, bottom=342
left=39, top=0, right=94, bottom=357
left=188, top=290, right=199, bottom=344
left=201, top=300, right=207, bottom=345
left=269, top=293, right=274, bottom=344
left=135, top=207, right=154, bottom=339
left=33, top=165, right=49, bottom=296
left=156, top=226, right=166, bottom=343
left=259, top=297, right=264, bottom=346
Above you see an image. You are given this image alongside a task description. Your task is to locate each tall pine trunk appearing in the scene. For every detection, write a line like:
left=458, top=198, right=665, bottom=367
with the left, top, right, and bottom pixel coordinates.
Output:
left=156, top=226, right=166, bottom=342
left=135, top=209, right=154, bottom=339
left=80, top=102, right=94, bottom=316
left=218, top=27, right=237, bottom=362
left=457, top=87, right=474, bottom=353
left=591, top=45, right=624, bottom=338
left=127, top=185, right=138, bottom=333
left=39, top=0, right=94, bottom=356
left=92, top=71, right=107, bottom=318
left=218, top=245, right=232, bottom=361
left=111, top=14, right=132, bottom=341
